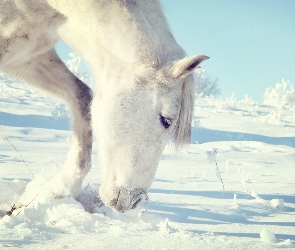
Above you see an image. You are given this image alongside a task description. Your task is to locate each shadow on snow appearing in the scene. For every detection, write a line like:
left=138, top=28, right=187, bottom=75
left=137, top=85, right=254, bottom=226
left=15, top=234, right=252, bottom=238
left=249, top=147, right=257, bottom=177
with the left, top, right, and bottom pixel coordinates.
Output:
left=192, top=127, right=295, bottom=148
left=0, top=111, right=70, bottom=131
left=148, top=188, right=295, bottom=235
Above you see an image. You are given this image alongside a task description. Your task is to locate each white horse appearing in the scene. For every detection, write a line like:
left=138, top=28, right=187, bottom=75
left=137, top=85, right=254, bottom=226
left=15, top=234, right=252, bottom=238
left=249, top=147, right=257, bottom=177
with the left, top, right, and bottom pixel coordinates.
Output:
left=0, top=0, right=208, bottom=213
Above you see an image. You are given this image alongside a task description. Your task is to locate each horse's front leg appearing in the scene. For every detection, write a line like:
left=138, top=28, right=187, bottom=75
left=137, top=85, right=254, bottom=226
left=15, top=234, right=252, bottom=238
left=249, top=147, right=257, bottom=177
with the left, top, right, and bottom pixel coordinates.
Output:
left=9, top=49, right=93, bottom=198
left=52, top=80, right=93, bottom=198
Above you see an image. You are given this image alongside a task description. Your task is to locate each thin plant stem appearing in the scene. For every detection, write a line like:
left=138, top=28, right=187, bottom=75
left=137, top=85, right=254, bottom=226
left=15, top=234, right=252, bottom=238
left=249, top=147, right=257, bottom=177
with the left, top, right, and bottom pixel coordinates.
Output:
left=16, top=194, right=39, bottom=216
left=3, top=136, right=34, bottom=178
left=215, top=161, right=226, bottom=194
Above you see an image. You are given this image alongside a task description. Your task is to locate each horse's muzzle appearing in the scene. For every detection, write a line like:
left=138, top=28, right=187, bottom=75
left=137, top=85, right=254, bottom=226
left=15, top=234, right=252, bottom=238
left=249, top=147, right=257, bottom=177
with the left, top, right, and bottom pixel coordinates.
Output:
left=109, top=187, right=147, bottom=213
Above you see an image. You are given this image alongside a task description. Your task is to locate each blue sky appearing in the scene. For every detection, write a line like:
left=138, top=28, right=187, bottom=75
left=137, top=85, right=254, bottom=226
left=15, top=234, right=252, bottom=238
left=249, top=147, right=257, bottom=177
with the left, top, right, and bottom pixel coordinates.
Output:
left=56, top=1, right=295, bottom=103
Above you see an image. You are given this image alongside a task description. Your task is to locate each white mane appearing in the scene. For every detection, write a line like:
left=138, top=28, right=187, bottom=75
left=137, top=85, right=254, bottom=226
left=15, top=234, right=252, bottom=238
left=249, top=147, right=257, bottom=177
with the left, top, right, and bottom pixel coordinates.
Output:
left=174, top=74, right=195, bottom=149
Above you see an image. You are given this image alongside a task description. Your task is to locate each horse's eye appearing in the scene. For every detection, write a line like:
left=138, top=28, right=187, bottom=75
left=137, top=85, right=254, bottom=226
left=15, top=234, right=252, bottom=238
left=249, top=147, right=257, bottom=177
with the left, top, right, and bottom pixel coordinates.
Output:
left=160, top=115, right=172, bottom=129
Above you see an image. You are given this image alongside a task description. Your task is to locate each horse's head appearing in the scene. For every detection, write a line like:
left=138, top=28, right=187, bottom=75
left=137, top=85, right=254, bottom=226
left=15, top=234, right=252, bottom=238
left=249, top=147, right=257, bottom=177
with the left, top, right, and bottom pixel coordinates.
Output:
left=92, top=55, right=209, bottom=213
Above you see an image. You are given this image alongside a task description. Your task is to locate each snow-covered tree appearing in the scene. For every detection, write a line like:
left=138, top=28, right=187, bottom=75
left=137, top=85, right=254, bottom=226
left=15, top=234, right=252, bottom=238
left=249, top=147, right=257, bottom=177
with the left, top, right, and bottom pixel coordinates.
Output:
left=263, top=78, right=295, bottom=109
left=194, top=69, right=220, bottom=97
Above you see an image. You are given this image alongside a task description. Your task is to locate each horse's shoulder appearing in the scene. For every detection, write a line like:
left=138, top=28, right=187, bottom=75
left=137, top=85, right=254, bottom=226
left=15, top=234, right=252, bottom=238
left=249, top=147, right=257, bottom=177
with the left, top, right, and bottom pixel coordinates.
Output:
left=0, top=0, right=62, bottom=69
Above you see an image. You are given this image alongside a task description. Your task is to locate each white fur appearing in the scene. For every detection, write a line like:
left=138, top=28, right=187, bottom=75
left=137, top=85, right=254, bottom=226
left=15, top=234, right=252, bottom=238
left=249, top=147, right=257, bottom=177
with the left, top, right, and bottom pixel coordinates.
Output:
left=0, top=0, right=208, bottom=213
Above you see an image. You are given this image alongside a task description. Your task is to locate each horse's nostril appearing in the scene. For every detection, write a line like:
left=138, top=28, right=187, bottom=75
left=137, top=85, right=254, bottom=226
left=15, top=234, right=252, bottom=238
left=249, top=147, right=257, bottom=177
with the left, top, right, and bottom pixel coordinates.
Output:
left=131, top=197, right=142, bottom=209
left=130, top=191, right=146, bottom=210
left=109, top=197, right=119, bottom=208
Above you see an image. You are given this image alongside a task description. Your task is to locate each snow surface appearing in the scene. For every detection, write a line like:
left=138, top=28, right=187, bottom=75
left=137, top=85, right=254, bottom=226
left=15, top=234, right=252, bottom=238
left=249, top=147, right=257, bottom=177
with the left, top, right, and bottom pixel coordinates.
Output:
left=0, top=80, right=295, bottom=249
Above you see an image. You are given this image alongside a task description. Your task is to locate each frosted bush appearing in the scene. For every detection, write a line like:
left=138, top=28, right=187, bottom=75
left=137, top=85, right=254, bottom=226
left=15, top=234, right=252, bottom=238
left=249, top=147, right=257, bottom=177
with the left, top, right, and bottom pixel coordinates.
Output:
left=241, top=94, right=257, bottom=106
left=215, top=93, right=237, bottom=111
left=246, top=104, right=258, bottom=115
left=51, top=103, right=69, bottom=122
left=263, top=78, right=295, bottom=109
left=195, top=68, right=206, bottom=81
left=65, top=53, right=94, bottom=87
left=194, top=68, right=220, bottom=97
left=256, top=109, right=285, bottom=126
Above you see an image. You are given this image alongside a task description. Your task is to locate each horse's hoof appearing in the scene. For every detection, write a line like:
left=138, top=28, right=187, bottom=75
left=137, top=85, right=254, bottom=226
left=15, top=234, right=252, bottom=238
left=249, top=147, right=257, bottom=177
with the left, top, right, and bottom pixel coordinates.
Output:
left=75, top=185, right=105, bottom=214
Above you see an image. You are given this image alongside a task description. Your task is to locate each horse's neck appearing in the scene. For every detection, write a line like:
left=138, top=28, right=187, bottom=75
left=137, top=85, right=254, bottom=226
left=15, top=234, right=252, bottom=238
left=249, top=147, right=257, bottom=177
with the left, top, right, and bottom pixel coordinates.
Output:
left=50, top=0, right=184, bottom=74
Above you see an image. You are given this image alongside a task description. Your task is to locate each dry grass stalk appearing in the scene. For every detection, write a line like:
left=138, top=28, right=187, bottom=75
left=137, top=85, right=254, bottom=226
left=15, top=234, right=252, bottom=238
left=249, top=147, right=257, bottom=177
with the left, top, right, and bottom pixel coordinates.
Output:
left=3, top=136, right=34, bottom=178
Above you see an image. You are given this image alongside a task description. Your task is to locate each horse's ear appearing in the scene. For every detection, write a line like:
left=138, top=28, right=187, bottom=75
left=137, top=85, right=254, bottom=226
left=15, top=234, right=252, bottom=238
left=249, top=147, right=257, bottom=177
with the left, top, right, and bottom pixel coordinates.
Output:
left=170, top=55, right=209, bottom=78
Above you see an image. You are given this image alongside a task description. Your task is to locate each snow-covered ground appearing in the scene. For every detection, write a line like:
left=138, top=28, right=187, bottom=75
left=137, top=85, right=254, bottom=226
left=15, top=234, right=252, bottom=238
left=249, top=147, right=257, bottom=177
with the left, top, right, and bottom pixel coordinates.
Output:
left=0, top=80, right=294, bottom=249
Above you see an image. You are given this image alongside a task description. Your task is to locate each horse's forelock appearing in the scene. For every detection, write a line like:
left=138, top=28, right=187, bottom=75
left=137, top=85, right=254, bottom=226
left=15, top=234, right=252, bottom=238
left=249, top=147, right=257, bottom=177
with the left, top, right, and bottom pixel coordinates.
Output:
left=173, top=74, right=195, bottom=151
